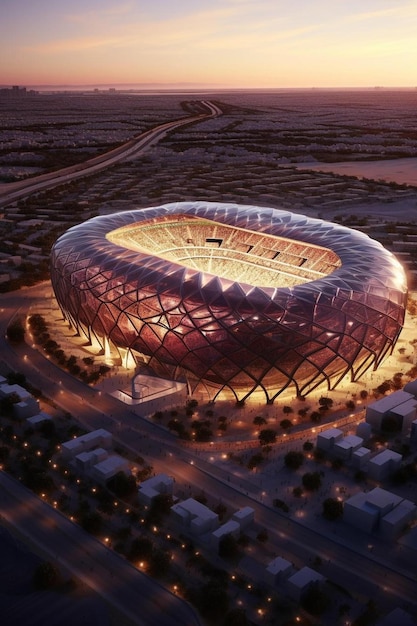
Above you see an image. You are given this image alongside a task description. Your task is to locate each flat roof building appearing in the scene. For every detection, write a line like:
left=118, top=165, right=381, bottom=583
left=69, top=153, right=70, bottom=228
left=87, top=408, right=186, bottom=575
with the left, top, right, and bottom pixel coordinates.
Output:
left=366, top=391, right=417, bottom=433
left=367, top=449, right=402, bottom=481
left=211, top=520, right=240, bottom=550
left=61, top=429, right=112, bottom=460
left=333, top=434, right=363, bottom=460
left=91, top=455, right=130, bottom=483
left=171, top=498, right=219, bottom=536
left=264, top=556, right=293, bottom=586
left=344, top=487, right=414, bottom=536
left=138, top=473, right=174, bottom=506
left=286, top=567, right=325, bottom=601
left=316, top=428, right=343, bottom=451
left=231, top=506, right=255, bottom=530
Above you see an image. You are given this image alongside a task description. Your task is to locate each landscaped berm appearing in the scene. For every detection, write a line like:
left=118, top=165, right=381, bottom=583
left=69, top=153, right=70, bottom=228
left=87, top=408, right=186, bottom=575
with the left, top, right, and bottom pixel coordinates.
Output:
left=50, top=201, right=407, bottom=403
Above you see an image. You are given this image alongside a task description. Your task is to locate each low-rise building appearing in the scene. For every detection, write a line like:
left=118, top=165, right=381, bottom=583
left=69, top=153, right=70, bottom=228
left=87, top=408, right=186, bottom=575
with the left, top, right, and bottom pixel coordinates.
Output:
left=75, top=448, right=108, bottom=472
left=286, top=566, right=324, bottom=601
left=316, top=428, right=343, bottom=451
left=356, top=421, right=372, bottom=442
left=138, top=473, right=174, bottom=506
left=367, top=449, right=402, bottom=481
left=352, top=446, right=371, bottom=469
left=231, top=506, right=255, bottom=530
left=333, top=434, right=363, bottom=460
left=91, top=454, right=130, bottom=483
left=264, top=556, right=293, bottom=586
left=211, top=520, right=240, bottom=550
left=344, top=487, right=415, bottom=536
left=171, top=498, right=219, bottom=536
left=380, top=500, right=416, bottom=538
left=366, top=391, right=417, bottom=433
left=26, top=412, right=53, bottom=427
left=61, top=428, right=112, bottom=460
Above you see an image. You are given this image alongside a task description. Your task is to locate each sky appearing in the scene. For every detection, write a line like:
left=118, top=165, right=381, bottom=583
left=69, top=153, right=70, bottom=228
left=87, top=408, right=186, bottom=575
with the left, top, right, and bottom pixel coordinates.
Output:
left=1, top=0, right=417, bottom=89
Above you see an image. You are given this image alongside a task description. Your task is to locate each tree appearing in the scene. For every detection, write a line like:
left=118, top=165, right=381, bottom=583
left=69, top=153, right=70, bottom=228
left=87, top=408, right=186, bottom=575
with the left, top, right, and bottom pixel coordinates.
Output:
left=284, top=450, right=304, bottom=470
left=195, top=426, right=213, bottom=442
left=303, top=441, right=314, bottom=452
left=33, top=561, right=59, bottom=589
left=310, top=411, right=321, bottom=423
left=301, top=584, right=329, bottom=616
left=214, top=502, right=227, bottom=521
left=106, top=471, right=137, bottom=498
left=282, top=405, right=293, bottom=415
left=319, top=396, right=333, bottom=411
left=6, top=318, right=25, bottom=343
left=279, top=419, right=292, bottom=430
left=146, top=494, right=173, bottom=526
left=197, top=581, right=230, bottom=621
left=80, top=511, right=103, bottom=535
left=322, top=497, right=343, bottom=520
left=247, top=453, right=263, bottom=470
left=259, top=428, right=277, bottom=446
left=256, top=529, right=268, bottom=543
left=393, top=372, right=403, bottom=390
left=253, top=415, right=267, bottom=426
left=148, top=549, right=171, bottom=578
left=331, top=457, right=344, bottom=471
left=218, top=534, right=239, bottom=560
left=302, top=471, right=322, bottom=491
left=129, top=537, right=154, bottom=562
left=375, top=380, right=392, bottom=396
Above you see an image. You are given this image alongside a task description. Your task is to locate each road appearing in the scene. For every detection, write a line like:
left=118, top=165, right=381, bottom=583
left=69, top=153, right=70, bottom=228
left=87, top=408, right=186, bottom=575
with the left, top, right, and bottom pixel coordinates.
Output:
left=0, top=471, right=200, bottom=626
left=0, top=100, right=222, bottom=208
left=1, top=283, right=417, bottom=617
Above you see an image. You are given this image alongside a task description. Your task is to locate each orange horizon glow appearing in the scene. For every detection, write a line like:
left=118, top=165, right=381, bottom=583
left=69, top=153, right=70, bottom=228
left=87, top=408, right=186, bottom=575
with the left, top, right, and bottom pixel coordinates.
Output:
left=1, top=1, right=417, bottom=89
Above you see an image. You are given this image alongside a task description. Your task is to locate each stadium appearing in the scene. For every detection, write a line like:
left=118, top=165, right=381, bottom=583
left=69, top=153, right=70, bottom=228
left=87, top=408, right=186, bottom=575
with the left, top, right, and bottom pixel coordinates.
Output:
left=50, top=202, right=407, bottom=403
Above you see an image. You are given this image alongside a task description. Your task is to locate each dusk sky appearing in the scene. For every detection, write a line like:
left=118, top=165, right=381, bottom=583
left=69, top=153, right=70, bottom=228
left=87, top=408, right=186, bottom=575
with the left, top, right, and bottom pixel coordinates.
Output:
left=2, top=0, right=417, bottom=88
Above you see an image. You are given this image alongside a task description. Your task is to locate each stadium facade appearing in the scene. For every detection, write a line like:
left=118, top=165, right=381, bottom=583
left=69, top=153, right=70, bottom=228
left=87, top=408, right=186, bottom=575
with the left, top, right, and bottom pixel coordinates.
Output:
left=50, top=202, right=407, bottom=403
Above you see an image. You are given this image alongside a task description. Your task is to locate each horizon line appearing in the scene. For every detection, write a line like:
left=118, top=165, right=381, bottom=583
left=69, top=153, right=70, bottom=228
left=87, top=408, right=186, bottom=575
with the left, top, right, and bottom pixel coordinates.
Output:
left=2, top=82, right=417, bottom=92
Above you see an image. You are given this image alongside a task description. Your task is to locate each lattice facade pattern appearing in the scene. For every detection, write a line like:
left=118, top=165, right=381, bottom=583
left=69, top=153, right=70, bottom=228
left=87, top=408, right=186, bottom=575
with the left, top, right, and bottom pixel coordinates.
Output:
left=50, top=202, right=407, bottom=402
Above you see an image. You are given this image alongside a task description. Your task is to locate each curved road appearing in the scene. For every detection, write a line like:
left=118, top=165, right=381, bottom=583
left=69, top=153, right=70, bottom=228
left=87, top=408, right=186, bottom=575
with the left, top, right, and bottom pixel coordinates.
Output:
left=0, top=100, right=221, bottom=208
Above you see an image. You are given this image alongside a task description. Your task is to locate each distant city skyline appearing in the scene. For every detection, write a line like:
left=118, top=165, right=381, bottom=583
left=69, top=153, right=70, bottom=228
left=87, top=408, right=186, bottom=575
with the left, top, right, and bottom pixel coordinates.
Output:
left=2, top=0, right=417, bottom=89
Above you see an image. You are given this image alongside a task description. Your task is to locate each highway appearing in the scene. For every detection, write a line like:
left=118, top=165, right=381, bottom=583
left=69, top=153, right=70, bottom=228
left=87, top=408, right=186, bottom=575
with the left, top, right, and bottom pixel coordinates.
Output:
left=1, top=283, right=417, bottom=618
left=0, top=100, right=222, bottom=208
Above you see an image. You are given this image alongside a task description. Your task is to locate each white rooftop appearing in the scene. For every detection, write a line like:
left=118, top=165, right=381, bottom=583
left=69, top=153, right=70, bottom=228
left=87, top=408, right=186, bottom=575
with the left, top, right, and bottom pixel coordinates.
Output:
left=93, top=455, right=128, bottom=474
left=212, top=520, right=240, bottom=539
left=287, top=566, right=324, bottom=589
left=266, top=556, right=292, bottom=575
left=391, top=398, right=417, bottom=416
left=335, top=435, right=363, bottom=450
left=369, top=390, right=414, bottom=413
left=353, top=447, right=371, bottom=458
left=0, top=383, right=31, bottom=399
left=366, top=487, right=402, bottom=512
left=317, top=428, right=343, bottom=440
left=369, top=449, right=402, bottom=466
left=171, top=497, right=217, bottom=522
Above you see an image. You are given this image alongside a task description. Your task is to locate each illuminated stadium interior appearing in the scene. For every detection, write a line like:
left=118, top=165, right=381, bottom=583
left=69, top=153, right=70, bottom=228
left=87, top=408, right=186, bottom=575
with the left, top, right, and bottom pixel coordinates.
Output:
left=106, top=215, right=342, bottom=289
left=50, top=202, right=407, bottom=403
